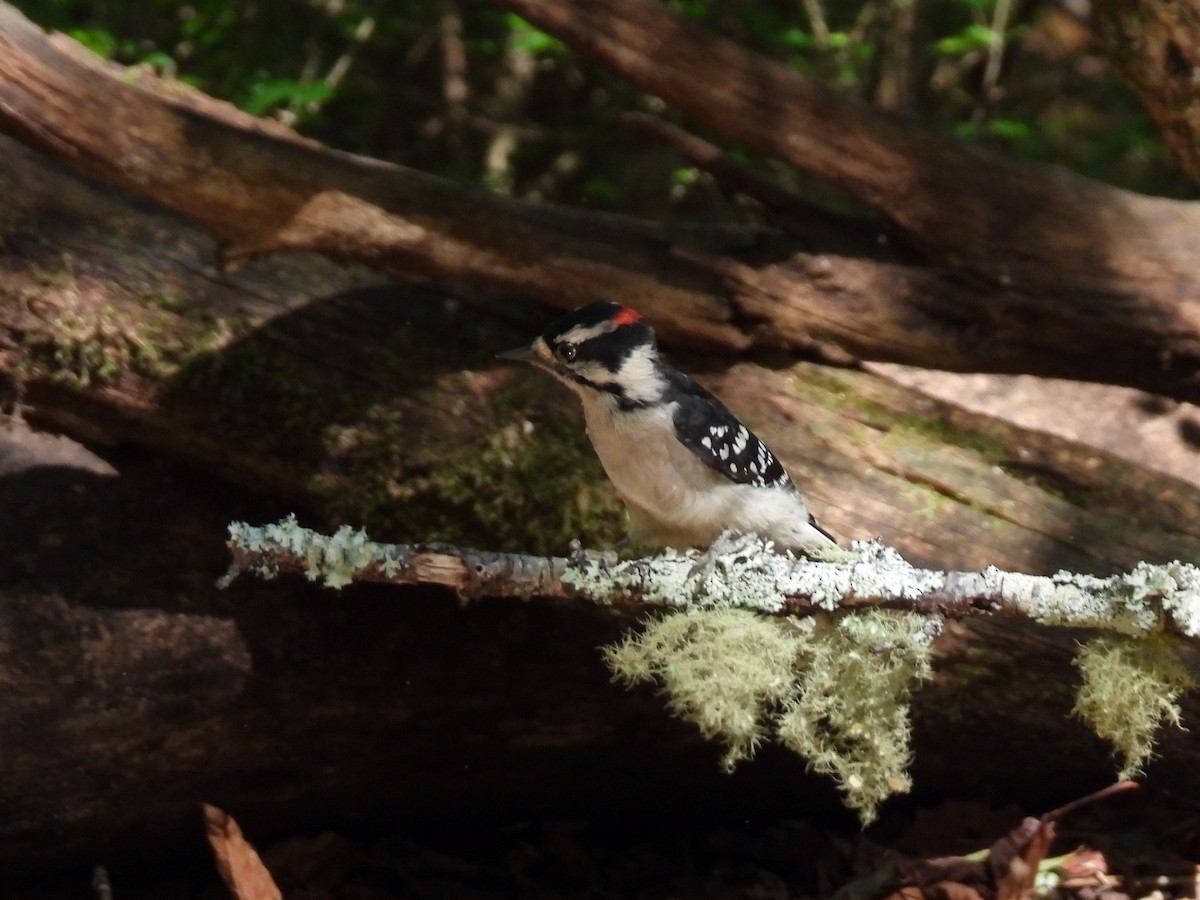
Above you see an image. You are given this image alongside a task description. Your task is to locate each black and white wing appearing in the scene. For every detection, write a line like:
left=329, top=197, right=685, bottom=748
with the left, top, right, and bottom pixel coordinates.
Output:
left=667, top=371, right=792, bottom=489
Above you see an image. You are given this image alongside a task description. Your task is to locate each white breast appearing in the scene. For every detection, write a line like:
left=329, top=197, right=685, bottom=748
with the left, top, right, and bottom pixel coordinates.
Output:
left=580, top=398, right=826, bottom=551
left=583, top=401, right=711, bottom=507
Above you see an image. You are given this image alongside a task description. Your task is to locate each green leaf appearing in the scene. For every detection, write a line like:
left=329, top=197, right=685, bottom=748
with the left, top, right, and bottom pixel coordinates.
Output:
left=778, top=28, right=813, bottom=49
left=242, top=78, right=333, bottom=116
left=671, top=166, right=699, bottom=185
left=139, top=51, right=177, bottom=74
left=67, top=28, right=116, bottom=59
left=669, top=0, right=712, bottom=21
left=934, top=24, right=998, bottom=56
left=290, top=81, right=335, bottom=107
left=985, top=118, right=1033, bottom=140
left=503, top=13, right=565, bottom=54
left=581, top=178, right=620, bottom=202
left=952, top=121, right=981, bottom=140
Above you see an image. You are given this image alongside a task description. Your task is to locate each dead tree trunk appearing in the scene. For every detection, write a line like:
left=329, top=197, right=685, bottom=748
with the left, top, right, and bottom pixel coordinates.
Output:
left=2, top=130, right=1198, bottom=575
left=2, top=1, right=1200, bottom=401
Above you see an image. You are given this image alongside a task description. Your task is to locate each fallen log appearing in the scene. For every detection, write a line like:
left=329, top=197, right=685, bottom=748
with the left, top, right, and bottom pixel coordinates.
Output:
left=2, top=2, right=1200, bottom=400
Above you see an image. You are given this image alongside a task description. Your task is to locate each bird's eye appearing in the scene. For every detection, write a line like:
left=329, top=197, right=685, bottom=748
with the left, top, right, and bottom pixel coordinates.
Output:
left=558, top=342, right=578, bottom=362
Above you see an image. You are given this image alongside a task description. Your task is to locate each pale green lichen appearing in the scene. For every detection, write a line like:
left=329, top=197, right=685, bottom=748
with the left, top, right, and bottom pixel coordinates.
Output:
left=225, top=517, right=1200, bottom=814
left=563, top=534, right=946, bottom=614
left=1155, top=562, right=1200, bottom=638
left=563, top=534, right=798, bottom=612
left=776, top=611, right=936, bottom=824
left=604, top=608, right=805, bottom=770
left=226, top=514, right=400, bottom=589
left=603, top=604, right=937, bottom=823
left=840, top=541, right=946, bottom=601
left=1035, top=576, right=1152, bottom=634
left=1073, top=635, right=1193, bottom=779
left=1040, top=562, right=1200, bottom=636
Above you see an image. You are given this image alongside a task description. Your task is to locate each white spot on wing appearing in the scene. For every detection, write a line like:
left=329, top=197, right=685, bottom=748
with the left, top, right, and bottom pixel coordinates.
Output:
left=732, top=426, right=748, bottom=454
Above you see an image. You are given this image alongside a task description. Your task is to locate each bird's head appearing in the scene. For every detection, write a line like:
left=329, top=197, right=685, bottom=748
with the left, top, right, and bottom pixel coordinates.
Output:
left=498, top=301, right=665, bottom=408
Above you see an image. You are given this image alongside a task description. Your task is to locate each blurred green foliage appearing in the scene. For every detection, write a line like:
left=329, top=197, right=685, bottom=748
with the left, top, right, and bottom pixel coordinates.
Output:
left=21, top=0, right=1197, bottom=216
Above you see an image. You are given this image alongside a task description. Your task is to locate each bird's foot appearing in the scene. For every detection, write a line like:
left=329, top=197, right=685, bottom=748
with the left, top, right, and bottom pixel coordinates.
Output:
left=685, top=530, right=766, bottom=590
left=568, top=539, right=620, bottom=568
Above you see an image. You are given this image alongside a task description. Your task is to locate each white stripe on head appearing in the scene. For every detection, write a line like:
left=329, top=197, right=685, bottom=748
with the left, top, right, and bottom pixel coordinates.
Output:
left=557, top=320, right=615, bottom=345
left=615, top=343, right=666, bottom=404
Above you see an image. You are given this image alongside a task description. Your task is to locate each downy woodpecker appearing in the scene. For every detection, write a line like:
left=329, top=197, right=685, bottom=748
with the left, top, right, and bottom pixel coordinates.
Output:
left=498, top=301, right=836, bottom=554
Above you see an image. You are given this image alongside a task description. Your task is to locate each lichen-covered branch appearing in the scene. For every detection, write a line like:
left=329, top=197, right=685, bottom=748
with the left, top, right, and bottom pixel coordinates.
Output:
left=221, top=516, right=572, bottom=597
left=223, top=516, right=1198, bottom=822
left=222, top=517, right=1200, bottom=640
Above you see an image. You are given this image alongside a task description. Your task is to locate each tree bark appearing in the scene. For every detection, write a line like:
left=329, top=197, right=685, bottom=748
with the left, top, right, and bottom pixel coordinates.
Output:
left=1094, top=0, right=1200, bottom=185
left=1, top=128, right=1199, bottom=575
left=2, top=2, right=1200, bottom=401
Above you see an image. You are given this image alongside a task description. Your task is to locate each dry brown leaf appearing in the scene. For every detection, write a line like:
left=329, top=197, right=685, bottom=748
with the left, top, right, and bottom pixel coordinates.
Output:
left=1058, top=846, right=1109, bottom=881
left=872, top=783, right=1136, bottom=900
left=992, top=818, right=1054, bottom=900
left=203, top=803, right=282, bottom=900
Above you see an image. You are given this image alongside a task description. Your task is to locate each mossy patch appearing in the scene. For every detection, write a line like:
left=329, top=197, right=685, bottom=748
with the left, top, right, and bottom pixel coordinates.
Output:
left=14, top=263, right=235, bottom=388
left=790, top=366, right=1107, bottom=506
left=790, top=367, right=1013, bottom=463
left=312, top=388, right=626, bottom=555
left=18, top=281, right=155, bottom=386
left=177, top=344, right=345, bottom=459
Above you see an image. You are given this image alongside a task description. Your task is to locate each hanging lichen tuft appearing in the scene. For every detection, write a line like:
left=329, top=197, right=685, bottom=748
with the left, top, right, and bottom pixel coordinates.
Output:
left=1073, top=635, right=1192, bottom=779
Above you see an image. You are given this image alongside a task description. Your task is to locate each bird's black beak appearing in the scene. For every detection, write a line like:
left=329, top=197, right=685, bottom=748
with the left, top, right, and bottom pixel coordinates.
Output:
left=496, top=344, right=538, bottom=363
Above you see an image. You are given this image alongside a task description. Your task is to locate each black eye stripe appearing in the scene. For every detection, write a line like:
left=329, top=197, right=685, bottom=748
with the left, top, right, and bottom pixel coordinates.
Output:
left=558, top=342, right=578, bottom=362
left=563, top=371, right=654, bottom=410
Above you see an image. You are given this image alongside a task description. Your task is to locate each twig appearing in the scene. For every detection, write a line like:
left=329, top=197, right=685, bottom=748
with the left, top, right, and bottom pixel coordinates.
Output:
left=1041, top=779, right=1137, bottom=824
left=800, top=0, right=829, bottom=48
left=973, top=0, right=1015, bottom=126
left=222, top=517, right=1200, bottom=640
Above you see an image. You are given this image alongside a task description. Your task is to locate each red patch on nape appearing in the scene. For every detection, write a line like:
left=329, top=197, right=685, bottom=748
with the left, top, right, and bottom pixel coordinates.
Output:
left=611, top=306, right=642, bottom=326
